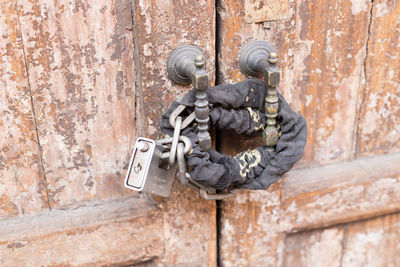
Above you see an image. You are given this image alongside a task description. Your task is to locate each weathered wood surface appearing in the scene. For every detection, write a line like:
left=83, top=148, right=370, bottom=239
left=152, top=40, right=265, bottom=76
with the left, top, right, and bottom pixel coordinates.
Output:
left=217, top=0, right=371, bottom=166
left=2, top=0, right=217, bottom=265
left=356, top=0, right=400, bottom=157
left=134, top=0, right=217, bottom=265
left=0, top=196, right=164, bottom=266
left=219, top=183, right=284, bottom=267
left=17, top=0, right=138, bottom=208
left=283, top=213, right=400, bottom=266
left=0, top=0, right=49, bottom=218
left=281, top=152, right=400, bottom=232
left=218, top=0, right=371, bottom=265
left=245, top=0, right=291, bottom=23
left=220, top=152, right=400, bottom=266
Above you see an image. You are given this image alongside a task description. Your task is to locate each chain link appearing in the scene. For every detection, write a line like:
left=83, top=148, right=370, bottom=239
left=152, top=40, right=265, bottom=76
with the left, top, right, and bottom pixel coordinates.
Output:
left=158, top=104, right=239, bottom=200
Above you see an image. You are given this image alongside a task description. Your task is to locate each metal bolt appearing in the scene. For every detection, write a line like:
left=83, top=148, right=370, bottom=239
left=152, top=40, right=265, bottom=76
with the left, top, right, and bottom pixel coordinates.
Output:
left=137, top=142, right=149, bottom=152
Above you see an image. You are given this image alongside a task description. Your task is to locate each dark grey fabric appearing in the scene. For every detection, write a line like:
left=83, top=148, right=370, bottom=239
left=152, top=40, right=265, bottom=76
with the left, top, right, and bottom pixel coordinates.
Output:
left=160, top=79, right=307, bottom=190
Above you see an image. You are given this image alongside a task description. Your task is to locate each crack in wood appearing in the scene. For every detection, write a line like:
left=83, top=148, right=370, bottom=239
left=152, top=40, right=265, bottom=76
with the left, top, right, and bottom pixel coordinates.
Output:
left=353, top=0, right=375, bottom=159
left=14, top=0, right=52, bottom=211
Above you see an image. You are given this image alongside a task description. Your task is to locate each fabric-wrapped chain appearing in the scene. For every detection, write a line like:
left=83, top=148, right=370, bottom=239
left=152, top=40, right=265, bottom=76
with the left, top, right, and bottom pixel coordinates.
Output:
left=124, top=43, right=307, bottom=200
left=160, top=78, right=307, bottom=198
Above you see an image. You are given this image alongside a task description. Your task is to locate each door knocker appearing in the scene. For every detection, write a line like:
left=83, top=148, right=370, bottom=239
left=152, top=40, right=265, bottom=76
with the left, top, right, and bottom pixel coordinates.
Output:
left=124, top=41, right=307, bottom=200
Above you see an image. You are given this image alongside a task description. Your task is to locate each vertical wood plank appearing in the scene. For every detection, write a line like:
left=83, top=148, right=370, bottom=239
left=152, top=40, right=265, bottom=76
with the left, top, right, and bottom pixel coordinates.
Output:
left=216, top=1, right=295, bottom=265
left=134, top=0, right=217, bottom=265
left=218, top=0, right=372, bottom=266
left=17, top=0, right=137, bottom=208
left=291, top=0, right=371, bottom=166
left=283, top=227, right=344, bottom=267
left=356, top=0, right=400, bottom=156
left=217, top=0, right=371, bottom=166
left=219, top=183, right=284, bottom=267
left=283, top=213, right=400, bottom=267
left=341, top=213, right=400, bottom=266
left=0, top=0, right=49, bottom=218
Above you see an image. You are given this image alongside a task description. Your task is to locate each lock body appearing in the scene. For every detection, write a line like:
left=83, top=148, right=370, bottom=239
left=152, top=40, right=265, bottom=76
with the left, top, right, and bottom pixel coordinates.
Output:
left=125, top=137, right=175, bottom=197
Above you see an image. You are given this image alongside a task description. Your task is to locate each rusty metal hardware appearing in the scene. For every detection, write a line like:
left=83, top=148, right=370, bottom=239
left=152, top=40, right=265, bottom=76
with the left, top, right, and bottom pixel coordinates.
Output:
left=167, top=45, right=211, bottom=151
left=239, top=40, right=280, bottom=152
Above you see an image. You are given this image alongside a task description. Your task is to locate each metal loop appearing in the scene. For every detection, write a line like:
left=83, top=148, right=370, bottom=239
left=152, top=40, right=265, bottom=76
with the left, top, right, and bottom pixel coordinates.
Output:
left=169, top=116, right=182, bottom=166
left=199, top=189, right=237, bottom=200
left=169, top=104, right=196, bottom=129
left=177, top=143, right=188, bottom=185
left=159, top=136, right=192, bottom=159
left=185, top=173, right=240, bottom=200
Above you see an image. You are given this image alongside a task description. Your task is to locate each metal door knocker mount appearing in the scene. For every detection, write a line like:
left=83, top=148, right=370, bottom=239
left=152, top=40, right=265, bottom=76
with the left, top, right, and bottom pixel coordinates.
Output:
left=124, top=41, right=308, bottom=200
left=239, top=41, right=280, bottom=151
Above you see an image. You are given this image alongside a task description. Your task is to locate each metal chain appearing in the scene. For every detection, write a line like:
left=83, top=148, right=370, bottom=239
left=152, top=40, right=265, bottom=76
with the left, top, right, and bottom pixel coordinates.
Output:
left=158, top=104, right=240, bottom=200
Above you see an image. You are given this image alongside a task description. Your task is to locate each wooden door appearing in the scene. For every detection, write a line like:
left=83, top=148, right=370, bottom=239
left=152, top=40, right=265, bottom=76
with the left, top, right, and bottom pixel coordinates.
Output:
left=1, top=0, right=399, bottom=266
left=217, top=0, right=400, bottom=266
left=0, top=0, right=216, bottom=266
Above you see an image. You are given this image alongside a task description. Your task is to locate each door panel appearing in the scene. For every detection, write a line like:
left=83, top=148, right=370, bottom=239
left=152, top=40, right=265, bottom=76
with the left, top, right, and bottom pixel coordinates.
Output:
left=0, top=0, right=49, bottom=218
left=134, top=0, right=217, bottom=265
left=2, top=0, right=399, bottom=265
left=284, top=213, right=400, bottom=267
left=217, top=0, right=371, bottom=166
left=217, top=0, right=400, bottom=266
left=1, top=0, right=217, bottom=265
left=356, top=0, right=400, bottom=156
left=219, top=183, right=284, bottom=266
left=17, top=0, right=137, bottom=208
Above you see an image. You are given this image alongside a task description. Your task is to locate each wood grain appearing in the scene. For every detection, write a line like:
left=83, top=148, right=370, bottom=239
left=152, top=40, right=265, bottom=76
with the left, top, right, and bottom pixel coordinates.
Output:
left=283, top=213, right=400, bottom=267
left=280, top=152, right=400, bottom=232
left=219, top=183, right=284, bottom=267
left=219, top=152, right=400, bottom=265
left=0, top=0, right=49, bottom=218
left=245, top=0, right=291, bottom=23
left=0, top=196, right=164, bottom=266
left=283, top=227, right=344, bottom=267
left=218, top=1, right=375, bottom=265
left=217, top=0, right=296, bottom=158
left=134, top=0, right=217, bottom=265
left=17, top=0, right=137, bottom=208
left=217, top=0, right=371, bottom=166
left=356, top=0, right=400, bottom=156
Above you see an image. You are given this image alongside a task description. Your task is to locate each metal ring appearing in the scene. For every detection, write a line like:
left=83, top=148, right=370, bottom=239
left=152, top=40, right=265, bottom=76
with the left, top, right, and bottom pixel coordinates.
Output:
left=177, top=143, right=188, bottom=185
left=159, top=136, right=192, bottom=159
left=169, top=105, right=196, bottom=129
left=169, top=116, right=182, bottom=166
left=169, top=105, right=186, bottom=127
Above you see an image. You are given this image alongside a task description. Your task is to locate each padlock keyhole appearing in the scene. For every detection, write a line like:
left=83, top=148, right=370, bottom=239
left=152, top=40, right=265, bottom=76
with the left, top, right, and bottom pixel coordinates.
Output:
left=134, top=163, right=142, bottom=174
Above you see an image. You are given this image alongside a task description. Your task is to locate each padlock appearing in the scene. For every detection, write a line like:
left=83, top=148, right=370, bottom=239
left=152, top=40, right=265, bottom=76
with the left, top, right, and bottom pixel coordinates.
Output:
left=124, top=137, right=175, bottom=197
